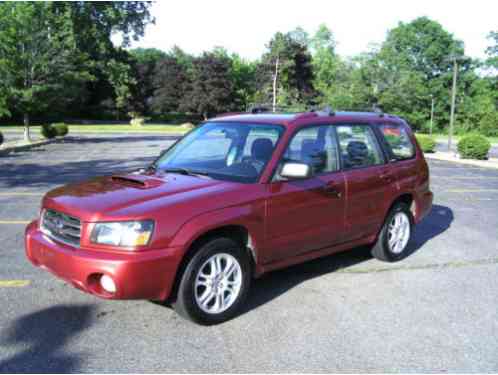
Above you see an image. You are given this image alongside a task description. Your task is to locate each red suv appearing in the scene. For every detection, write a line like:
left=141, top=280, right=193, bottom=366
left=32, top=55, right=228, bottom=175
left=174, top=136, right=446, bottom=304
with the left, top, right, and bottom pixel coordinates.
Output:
left=25, top=109, right=433, bottom=324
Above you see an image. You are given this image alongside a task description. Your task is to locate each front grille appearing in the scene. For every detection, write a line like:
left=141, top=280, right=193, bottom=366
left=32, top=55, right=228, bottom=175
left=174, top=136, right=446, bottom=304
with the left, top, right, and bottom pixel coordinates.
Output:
left=41, top=209, right=81, bottom=247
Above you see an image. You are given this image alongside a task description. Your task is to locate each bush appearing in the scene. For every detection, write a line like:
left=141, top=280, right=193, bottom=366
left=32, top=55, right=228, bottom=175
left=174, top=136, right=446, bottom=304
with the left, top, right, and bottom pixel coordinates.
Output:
left=457, top=134, right=491, bottom=160
left=52, top=123, right=68, bottom=137
left=129, top=112, right=148, bottom=127
left=0, top=131, right=3, bottom=146
left=179, top=122, right=195, bottom=131
left=415, top=134, right=436, bottom=153
left=41, top=124, right=57, bottom=139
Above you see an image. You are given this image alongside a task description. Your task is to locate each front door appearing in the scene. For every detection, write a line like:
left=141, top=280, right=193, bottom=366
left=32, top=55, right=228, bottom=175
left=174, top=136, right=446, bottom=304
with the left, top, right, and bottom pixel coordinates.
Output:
left=265, top=125, right=346, bottom=263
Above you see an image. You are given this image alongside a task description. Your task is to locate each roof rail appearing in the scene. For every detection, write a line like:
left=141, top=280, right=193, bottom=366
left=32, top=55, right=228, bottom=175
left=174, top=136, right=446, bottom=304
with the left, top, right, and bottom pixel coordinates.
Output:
left=312, top=105, right=335, bottom=116
left=372, top=104, right=384, bottom=117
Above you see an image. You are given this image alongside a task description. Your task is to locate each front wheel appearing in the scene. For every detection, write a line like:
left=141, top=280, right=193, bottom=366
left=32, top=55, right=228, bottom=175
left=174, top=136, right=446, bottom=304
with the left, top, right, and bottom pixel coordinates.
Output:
left=371, top=203, right=414, bottom=262
left=173, top=237, right=251, bottom=325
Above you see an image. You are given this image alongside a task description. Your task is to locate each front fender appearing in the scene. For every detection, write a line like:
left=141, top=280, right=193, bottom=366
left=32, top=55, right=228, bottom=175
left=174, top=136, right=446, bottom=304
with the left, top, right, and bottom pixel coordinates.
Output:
left=169, top=202, right=266, bottom=261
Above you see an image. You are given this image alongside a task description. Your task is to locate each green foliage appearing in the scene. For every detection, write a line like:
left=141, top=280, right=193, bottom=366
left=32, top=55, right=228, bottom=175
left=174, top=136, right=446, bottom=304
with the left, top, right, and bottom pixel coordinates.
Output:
left=152, top=56, right=188, bottom=114
left=41, top=124, right=57, bottom=139
left=415, top=134, right=437, bottom=153
left=257, top=30, right=316, bottom=107
left=0, top=2, right=94, bottom=136
left=486, top=31, right=498, bottom=69
left=458, top=134, right=491, bottom=159
left=180, top=52, right=236, bottom=119
left=52, top=123, right=68, bottom=137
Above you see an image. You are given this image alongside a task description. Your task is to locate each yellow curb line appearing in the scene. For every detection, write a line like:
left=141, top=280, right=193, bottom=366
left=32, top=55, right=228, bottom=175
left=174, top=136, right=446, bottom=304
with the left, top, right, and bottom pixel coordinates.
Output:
left=446, top=189, right=498, bottom=193
left=0, top=280, right=31, bottom=287
left=0, top=220, right=30, bottom=224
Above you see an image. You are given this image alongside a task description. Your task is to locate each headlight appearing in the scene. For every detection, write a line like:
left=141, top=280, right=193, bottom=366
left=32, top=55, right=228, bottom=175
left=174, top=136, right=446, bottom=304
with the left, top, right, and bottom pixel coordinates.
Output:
left=91, top=220, right=154, bottom=248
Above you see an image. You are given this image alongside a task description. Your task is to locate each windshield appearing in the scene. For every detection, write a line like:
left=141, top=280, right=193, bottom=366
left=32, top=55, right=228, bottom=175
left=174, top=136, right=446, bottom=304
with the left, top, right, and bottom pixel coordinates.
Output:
left=154, top=122, right=284, bottom=183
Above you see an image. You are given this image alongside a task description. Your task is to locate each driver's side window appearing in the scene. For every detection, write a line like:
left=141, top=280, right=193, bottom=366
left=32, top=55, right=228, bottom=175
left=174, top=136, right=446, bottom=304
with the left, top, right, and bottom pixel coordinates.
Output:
left=282, top=125, right=339, bottom=175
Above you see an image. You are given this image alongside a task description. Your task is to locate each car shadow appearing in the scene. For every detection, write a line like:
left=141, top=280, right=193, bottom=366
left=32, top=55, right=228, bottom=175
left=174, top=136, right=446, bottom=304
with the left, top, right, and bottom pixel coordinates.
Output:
left=0, top=304, right=96, bottom=373
left=241, top=204, right=453, bottom=316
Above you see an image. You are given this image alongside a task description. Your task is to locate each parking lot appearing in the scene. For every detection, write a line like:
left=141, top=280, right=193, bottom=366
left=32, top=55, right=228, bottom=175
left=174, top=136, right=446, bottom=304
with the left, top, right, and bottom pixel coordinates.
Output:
left=1, top=134, right=498, bottom=372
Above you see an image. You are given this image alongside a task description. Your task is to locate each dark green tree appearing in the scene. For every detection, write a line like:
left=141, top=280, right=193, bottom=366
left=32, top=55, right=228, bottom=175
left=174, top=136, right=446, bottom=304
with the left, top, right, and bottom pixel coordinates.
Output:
left=180, top=53, right=236, bottom=119
left=130, top=48, right=167, bottom=114
left=256, top=30, right=316, bottom=110
left=151, top=55, right=188, bottom=115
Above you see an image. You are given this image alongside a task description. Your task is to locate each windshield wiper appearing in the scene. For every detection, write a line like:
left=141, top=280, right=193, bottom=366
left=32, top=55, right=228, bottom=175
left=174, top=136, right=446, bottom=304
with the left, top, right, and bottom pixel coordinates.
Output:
left=162, top=167, right=211, bottom=178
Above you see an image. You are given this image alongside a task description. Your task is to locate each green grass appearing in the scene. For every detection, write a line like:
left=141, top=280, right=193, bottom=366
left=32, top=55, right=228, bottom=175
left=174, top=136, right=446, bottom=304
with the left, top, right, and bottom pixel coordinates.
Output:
left=0, top=124, right=190, bottom=134
left=418, top=133, right=498, bottom=144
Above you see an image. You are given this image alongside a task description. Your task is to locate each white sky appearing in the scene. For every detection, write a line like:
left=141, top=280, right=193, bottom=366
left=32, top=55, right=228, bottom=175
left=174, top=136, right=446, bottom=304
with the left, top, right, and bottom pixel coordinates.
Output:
left=129, top=0, right=498, bottom=60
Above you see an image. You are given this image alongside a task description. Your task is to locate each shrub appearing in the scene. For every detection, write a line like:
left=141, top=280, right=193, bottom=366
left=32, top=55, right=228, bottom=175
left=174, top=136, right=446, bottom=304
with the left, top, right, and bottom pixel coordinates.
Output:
left=0, top=131, right=3, bottom=146
left=51, top=123, right=68, bottom=137
left=179, top=122, right=195, bottom=131
left=457, top=134, right=491, bottom=160
left=129, top=112, right=148, bottom=127
left=415, top=134, right=436, bottom=153
left=41, top=124, right=57, bottom=139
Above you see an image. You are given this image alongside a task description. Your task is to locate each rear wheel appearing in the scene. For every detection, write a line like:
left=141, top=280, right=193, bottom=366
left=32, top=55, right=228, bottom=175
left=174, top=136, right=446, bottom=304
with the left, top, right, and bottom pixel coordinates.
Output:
left=372, top=203, right=413, bottom=262
left=173, top=237, right=251, bottom=325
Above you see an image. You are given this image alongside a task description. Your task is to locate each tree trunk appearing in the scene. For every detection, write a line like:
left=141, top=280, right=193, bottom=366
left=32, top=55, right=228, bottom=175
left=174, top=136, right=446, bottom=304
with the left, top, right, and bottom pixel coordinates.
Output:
left=272, top=56, right=279, bottom=113
left=23, top=113, right=31, bottom=142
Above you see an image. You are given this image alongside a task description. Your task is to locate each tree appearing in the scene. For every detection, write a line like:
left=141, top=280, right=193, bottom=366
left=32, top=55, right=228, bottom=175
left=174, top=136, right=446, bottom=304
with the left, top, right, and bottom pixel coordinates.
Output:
left=257, top=30, right=316, bottom=110
left=373, top=17, right=469, bottom=130
left=230, top=54, right=257, bottom=111
left=485, top=31, right=498, bottom=69
left=130, top=48, right=167, bottom=114
left=180, top=53, right=236, bottom=119
left=151, top=55, right=188, bottom=114
left=0, top=2, right=93, bottom=140
left=310, top=24, right=342, bottom=107
left=52, top=1, right=154, bottom=118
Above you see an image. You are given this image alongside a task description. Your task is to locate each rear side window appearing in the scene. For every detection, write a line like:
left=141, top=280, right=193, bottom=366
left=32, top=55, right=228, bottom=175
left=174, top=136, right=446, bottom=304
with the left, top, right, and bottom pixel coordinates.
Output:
left=337, top=125, right=384, bottom=169
left=380, top=124, right=415, bottom=160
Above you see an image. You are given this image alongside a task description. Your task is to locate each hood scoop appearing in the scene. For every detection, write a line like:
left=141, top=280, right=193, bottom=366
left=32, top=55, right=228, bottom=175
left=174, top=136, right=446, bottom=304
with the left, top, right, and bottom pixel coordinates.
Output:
left=110, top=175, right=165, bottom=189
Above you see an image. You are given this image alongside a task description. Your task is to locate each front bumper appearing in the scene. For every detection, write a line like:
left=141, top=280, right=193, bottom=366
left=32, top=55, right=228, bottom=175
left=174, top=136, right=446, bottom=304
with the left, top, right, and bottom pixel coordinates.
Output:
left=25, top=220, right=183, bottom=300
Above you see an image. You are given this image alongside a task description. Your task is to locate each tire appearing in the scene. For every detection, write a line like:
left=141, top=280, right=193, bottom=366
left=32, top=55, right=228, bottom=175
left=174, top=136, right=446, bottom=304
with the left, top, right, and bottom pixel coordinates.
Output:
left=173, top=237, right=251, bottom=325
left=371, top=203, right=414, bottom=262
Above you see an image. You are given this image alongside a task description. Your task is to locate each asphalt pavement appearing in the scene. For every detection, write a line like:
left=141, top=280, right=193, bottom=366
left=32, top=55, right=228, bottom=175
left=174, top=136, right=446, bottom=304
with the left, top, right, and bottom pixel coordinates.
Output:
left=1, top=134, right=498, bottom=372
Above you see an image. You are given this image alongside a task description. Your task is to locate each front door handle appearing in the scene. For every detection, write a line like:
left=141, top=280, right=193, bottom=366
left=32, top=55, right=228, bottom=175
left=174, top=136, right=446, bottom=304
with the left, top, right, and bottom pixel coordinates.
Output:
left=321, top=184, right=342, bottom=198
left=380, top=173, right=394, bottom=183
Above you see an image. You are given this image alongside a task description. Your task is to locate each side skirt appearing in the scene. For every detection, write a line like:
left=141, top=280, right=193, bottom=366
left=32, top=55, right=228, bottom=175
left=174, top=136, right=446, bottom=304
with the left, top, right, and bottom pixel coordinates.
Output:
left=254, top=235, right=376, bottom=278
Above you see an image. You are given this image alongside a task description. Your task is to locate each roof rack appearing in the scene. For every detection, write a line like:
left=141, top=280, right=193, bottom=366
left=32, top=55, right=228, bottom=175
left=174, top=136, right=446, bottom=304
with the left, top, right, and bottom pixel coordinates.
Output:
left=311, top=105, right=335, bottom=116
left=246, top=103, right=307, bottom=114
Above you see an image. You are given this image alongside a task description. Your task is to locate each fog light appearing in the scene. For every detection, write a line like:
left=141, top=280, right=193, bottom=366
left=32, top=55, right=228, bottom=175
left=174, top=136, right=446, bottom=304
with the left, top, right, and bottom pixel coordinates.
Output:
left=100, top=275, right=116, bottom=293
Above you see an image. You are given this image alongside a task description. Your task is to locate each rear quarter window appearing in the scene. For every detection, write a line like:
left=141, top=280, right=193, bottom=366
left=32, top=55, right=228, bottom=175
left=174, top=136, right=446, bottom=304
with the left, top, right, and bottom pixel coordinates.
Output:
left=380, top=124, right=415, bottom=160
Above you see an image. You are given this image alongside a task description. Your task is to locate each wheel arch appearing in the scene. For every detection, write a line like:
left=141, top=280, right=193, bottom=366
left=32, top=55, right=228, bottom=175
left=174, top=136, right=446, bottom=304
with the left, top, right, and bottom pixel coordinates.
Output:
left=167, top=222, right=259, bottom=303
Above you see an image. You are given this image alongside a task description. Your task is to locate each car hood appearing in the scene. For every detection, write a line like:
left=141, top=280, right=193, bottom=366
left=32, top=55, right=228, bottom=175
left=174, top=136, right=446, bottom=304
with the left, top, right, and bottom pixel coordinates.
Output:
left=43, top=172, right=235, bottom=222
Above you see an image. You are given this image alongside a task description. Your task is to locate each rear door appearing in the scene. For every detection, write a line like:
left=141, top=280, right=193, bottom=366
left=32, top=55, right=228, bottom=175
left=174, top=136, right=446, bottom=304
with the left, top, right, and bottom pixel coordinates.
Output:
left=265, top=125, right=346, bottom=263
left=337, top=124, right=398, bottom=241
left=377, top=122, right=419, bottom=194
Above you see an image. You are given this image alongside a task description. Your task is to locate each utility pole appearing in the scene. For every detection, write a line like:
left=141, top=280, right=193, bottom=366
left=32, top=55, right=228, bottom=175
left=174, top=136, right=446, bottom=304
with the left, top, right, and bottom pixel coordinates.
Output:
left=448, top=58, right=458, bottom=151
left=430, top=95, right=434, bottom=136
left=272, top=55, right=279, bottom=113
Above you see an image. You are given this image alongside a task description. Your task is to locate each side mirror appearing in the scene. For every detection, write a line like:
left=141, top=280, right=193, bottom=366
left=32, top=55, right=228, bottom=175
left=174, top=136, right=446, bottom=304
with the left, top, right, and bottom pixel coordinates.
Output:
left=280, top=162, right=312, bottom=180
